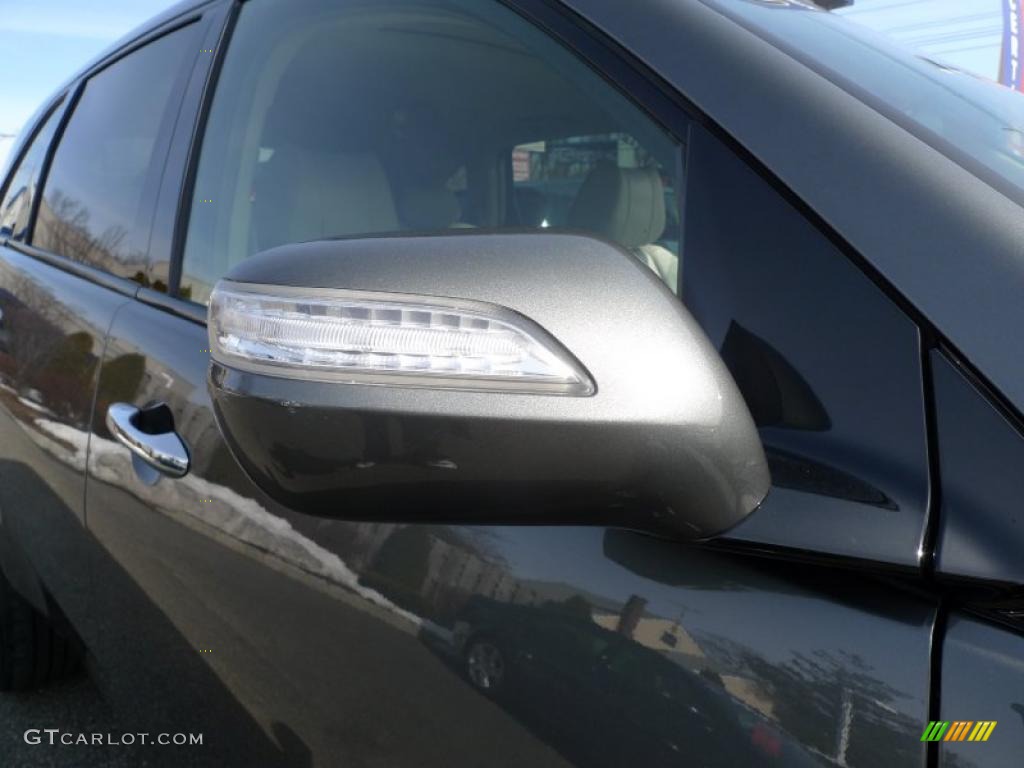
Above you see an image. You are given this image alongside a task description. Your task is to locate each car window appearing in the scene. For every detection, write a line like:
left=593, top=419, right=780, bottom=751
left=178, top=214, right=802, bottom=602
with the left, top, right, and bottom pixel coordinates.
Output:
left=511, top=134, right=680, bottom=256
left=0, top=99, right=65, bottom=243
left=179, top=0, right=683, bottom=305
left=33, top=23, right=200, bottom=288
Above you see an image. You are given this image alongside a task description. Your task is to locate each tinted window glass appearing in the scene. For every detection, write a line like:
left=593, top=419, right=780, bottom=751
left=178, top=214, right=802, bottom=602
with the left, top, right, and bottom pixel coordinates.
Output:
left=34, top=25, right=198, bottom=285
left=511, top=133, right=680, bottom=257
left=180, top=0, right=682, bottom=305
left=0, top=100, right=65, bottom=242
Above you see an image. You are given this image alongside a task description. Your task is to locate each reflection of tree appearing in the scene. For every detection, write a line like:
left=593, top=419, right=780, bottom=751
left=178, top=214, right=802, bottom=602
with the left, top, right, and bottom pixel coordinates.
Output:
left=552, top=594, right=593, bottom=622
left=701, top=635, right=923, bottom=766
left=131, top=270, right=167, bottom=293
left=2, top=292, right=62, bottom=389
left=0, top=273, right=95, bottom=419
left=94, top=353, right=146, bottom=438
left=37, top=190, right=130, bottom=268
left=41, top=331, right=95, bottom=418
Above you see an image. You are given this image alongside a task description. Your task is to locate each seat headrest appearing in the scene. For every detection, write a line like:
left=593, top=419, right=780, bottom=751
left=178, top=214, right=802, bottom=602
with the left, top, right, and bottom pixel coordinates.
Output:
left=395, top=185, right=461, bottom=230
left=268, top=148, right=399, bottom=243
left=568, top=161, right=666, bottom=248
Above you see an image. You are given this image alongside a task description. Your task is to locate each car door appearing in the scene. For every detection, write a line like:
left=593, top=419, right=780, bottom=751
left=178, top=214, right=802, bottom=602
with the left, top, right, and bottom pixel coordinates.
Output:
left=0, top=90, right=121, bottom=657
left=85, top=1, right=936, bottom=766
left=0, top=6, right=206, bottom=671
left=929, top=351, right=1024, bottom=766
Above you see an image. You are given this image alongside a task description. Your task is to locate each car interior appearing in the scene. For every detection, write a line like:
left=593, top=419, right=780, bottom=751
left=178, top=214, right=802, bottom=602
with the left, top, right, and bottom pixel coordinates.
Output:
left=186, top=2, right=681, bottom=302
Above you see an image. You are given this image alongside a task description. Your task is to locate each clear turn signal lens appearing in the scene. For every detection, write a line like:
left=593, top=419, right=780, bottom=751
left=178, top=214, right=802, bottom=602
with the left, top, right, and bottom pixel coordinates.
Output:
left=209, top=283, right=594, bottom=395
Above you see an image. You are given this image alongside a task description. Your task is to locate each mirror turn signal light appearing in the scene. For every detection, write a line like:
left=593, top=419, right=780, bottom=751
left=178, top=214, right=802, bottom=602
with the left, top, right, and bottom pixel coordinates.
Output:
left=208, top=282, right=595, bottom=395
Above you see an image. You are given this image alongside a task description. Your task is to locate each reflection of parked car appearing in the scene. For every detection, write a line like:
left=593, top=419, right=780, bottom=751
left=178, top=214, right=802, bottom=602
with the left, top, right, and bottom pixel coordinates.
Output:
left=454, top=596, right=756, bottom=768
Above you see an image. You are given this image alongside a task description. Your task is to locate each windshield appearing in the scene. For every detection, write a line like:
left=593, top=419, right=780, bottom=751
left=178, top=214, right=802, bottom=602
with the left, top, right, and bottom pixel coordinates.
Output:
left=711, top=0, right=1024, bottom=204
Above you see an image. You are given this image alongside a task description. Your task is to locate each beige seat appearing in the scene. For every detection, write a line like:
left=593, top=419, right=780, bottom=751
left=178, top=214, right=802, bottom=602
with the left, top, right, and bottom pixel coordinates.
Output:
left=254, top=146, right=399, bottom=251
left=568, top=160, right=679, bottom=292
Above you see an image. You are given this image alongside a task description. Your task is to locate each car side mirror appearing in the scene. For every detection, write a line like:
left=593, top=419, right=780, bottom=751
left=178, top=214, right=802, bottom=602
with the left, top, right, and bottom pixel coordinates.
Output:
left=206, top=232, right=769, bottom=539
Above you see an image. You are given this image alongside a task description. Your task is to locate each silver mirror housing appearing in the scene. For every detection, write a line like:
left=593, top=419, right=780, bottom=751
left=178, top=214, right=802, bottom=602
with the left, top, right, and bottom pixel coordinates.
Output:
left=208, top=232, right=770, bottom=539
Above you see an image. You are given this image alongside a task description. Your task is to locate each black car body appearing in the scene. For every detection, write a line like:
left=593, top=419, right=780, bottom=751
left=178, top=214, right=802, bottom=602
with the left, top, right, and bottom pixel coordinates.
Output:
left=0, top=0, right=1022, bottom=766
left=452, top=594, right=761, bottom=767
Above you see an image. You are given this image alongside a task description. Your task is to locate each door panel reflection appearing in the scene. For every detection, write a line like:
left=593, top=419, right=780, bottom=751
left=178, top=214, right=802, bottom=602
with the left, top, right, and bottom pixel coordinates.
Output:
left=939, top=614, right=1024, bottom=768
left=83, top=298, right=934, bottom=766
left=0, top=247, right=128, bottom=644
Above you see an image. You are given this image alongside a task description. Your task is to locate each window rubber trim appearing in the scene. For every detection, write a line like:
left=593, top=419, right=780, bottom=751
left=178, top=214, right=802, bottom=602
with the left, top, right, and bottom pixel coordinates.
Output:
left=0, top=94, right=67, bottom=216
left=166, top=0, right=241, bottom=301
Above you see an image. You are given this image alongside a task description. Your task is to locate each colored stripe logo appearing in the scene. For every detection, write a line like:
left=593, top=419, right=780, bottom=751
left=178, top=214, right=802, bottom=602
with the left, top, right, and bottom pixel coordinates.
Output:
left=1001, top=0, right=1024, bottom=91
left=921, top=721, right=997, bottom=742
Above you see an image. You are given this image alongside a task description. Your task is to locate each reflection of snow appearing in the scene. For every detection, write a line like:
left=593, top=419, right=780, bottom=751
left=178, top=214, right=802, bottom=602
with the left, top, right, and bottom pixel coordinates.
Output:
left=32, top=417, right=448, bottom=640
left=27, top=417, right=88, bottom=471
left=17, top=395, right=51, bottom=415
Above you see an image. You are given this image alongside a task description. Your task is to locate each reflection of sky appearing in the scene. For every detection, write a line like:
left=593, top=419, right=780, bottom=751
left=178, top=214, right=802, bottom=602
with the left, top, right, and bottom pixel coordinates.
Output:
left=0, top=0, right=176, bottom=169
left=836, top=0, right=1003, bottom=82
left=0, top=0, right=1012, bottom=168
left=475, top=524, right=930, bottom=718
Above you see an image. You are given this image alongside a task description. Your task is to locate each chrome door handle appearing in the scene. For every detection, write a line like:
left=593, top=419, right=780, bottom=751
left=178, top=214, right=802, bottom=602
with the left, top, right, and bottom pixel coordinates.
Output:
left=106, top=402, right=190, bottom=478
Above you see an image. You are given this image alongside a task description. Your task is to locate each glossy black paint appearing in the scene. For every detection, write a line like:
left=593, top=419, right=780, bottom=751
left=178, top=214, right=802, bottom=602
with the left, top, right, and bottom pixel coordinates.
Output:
left=683, top=124, right=930, bottom=567
left=939, top=614, right=1024, bottom=768
left=88, top=293, right=936, bottom=765
left=932, top=352, right=1024, bottom=591
left=85, top=301, right=308, bottom=765
left=0, top=245, right=129, bottom=644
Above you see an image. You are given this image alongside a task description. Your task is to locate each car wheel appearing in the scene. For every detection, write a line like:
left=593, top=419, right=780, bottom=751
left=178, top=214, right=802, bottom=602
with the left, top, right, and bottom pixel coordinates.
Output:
left=0, top=571, right=79, bottom=691
left=464, top=638, right=506, bottom=695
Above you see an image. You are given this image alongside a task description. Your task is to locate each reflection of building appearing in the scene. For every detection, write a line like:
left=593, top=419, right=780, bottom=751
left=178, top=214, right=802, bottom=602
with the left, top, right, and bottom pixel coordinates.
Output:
left=721, top=676, right=775, bottom=720
left=344, top=522, right=535, bottom=609
left=343, top=523, right=783, bottom=724
left=592, top=600, right=774, bottom=719
left=592, top=609, right=703, bottom=658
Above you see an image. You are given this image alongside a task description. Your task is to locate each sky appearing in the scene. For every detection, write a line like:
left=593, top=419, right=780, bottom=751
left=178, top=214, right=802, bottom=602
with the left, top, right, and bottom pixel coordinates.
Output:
left=0, top=0, right=176, bottom=167
left=0, top=0, right=1012, bottom=168
left=836, top=0, right=1004, bottom=79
